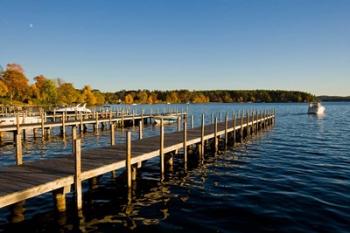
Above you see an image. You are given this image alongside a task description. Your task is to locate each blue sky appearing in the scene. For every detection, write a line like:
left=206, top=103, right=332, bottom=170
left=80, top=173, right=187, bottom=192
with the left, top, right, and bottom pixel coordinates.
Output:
left=1, top=0, right=349, bottom=96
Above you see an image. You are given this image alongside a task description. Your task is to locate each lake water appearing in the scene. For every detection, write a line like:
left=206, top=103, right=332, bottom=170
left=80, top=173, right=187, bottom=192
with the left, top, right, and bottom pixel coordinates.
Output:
left=0, top=103, right=349, bottom=233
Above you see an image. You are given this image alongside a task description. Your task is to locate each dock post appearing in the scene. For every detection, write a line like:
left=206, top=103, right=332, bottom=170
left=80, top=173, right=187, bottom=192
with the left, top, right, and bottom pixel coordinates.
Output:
left=183, top=114, right=187, bottom=165
left=10, top=201, right=25, bottom=223
left=232, top=112, right=236, bottom=146
left=74, top=138, right=82, bottom=210
left=225, top=113, right=228, bottom=149
left=191, top=115, right=194, bottom=129
left=251, top=111, right=254, bottom=136
left=111, top=123, right=115, bottom=146
left=256, top=110, right=259, bottom=133
left=72, top=125, right=77, bottom=156
left=53, top=185, right=70, bottom=212
left=177, top=116, right=181, bottom=131
left=62, top=113, right=66, bottom=137
left=246, top=111, right=250, bottom=137
left=40, top=111, right=45, bottom=139
left=126, top=131, right=132, bottom=188
left=160, top=118, right=165, bottom=181
left=139, top=120, right=143, bottom=140
left=16, top=133, right=23, bottom=165
left=240, top=112, right=244, bottom=143
left=214, top=117, right=218, bottom=153
left=80, top=112, right=83, bottom=133
left=200, top=114, right=205, bottom=161
left=95, top=112, right=99, bottom=133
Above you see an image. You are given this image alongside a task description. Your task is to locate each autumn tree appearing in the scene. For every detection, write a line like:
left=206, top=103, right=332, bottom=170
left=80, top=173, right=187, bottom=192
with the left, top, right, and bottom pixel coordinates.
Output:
left=57, top=83, right=80, bottom=105
left=136, top=90, right=148, bottom=103
left=124, top=94, right=134, bottom=104
left=93, top=91, right=105, bottom=105
left=82, top=85, right=97, bottom=105
left=1, top=64, right=29, bottom=101
left=0, top=80, right=8, bottom=97
left=166, top=91, right=179, bottom=103
left=32, top=75, right=57, bottom=104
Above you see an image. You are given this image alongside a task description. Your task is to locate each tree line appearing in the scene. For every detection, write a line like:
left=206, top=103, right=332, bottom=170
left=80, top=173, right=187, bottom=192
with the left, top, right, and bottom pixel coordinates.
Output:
left=0, top=63, right=105, bottom=106
left=0, top=63, right=315, bottom=106
left=104, top=89, right=315, bottom=104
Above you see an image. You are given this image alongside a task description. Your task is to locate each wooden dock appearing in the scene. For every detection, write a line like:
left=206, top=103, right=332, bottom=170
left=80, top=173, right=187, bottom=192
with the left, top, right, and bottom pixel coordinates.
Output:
left=0, top=109, right=275, bottom=220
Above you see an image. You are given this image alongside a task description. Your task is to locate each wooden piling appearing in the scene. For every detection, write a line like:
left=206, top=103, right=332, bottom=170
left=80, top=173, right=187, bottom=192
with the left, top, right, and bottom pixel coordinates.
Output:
left=183, top=114, right=187, bottom=164
left=126, top=131, right=132, bottom=188
left=200, top=114, right=205, bottom=160
left=160, top=118, right=165, bottom=180
left=139, top=120, right=143, bottom=140
left=225, top=113, right=228, bottom=148
left=111, top=123, right=115, bottom=146
left=232, top=112, right=236, bottom=146
left=74, top=139, right=82, bottom=210
left=62, top=113, right=66, bottom=136
left=16, top=134, right=23, bottom=165
left=41, top=112, right=45, bottom=139
left=214, top=117, right=218, bottom=152
left=191, top=115, right=194, bottom=129
left=240, top=112, right=244, bottom=143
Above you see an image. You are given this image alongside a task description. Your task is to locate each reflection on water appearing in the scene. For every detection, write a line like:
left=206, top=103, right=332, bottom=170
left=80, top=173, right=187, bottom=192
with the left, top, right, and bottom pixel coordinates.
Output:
left=0, top=103, right=349, bottom=233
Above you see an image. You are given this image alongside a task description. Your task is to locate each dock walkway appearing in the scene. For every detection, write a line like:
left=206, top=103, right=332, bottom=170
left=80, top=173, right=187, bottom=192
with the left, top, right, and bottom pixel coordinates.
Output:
left=0, top=110, right=275, bottom=215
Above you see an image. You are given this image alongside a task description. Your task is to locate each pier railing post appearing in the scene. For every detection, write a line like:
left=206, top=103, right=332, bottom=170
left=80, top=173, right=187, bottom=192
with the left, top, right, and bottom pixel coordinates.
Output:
left=74, top=138, right=82, bottom=210
left=160, top=118, right=165, bottom=181
left=240, top=112, right=244, bottom=143
left=183, top=114, right=187, bottom=165
left=62, top=112, right=66, bottom=136
left=16, top=134, right=23, bottom=165
left=232, top=112, right=236, bottom=146
left=126, top=131, right=132, bottom=188
left=111, top=123, right=115, bottom=146
left=139, top=120, right=143, bottom=140
left=225, top=113, right=228, bottom=149
left=214, top=117, right=218, bottom=153
left=200, top=114, right=205, bottom=161
left=40, top=111, right=45, bottom=139
left=177, top=116, right=181, bottom=131
left=191, top=115, right=194, bottom=129
left=72, top=126, right=77, bottom=154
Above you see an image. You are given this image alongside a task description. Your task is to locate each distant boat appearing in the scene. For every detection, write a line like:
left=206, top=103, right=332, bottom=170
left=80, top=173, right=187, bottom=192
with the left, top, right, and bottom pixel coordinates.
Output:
left=53, top=103, right=92, bottom=114
left=308, top=102, right=325, bottom=115
left=154, top=115, right=178, bottom=125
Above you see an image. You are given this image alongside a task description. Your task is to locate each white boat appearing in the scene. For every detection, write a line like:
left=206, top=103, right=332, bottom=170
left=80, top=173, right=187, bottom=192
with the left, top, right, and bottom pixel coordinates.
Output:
left=54, top=103, right=92, bottom=114
left=308, top=102, right=325, bottom=115
left=154, top=115, right=179, bottom=125
left=0, top=115, right=41, bottom=126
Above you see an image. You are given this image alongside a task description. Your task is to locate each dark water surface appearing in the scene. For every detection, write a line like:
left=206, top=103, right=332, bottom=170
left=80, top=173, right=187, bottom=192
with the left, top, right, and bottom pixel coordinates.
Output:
left=0, top=103, right=349, bottom=233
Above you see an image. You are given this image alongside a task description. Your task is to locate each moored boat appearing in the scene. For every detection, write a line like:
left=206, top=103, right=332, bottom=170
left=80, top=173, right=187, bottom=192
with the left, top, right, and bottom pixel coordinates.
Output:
left=154, top=115, right=178, bottom=125
left=53, top=103, right=92, bottom=114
